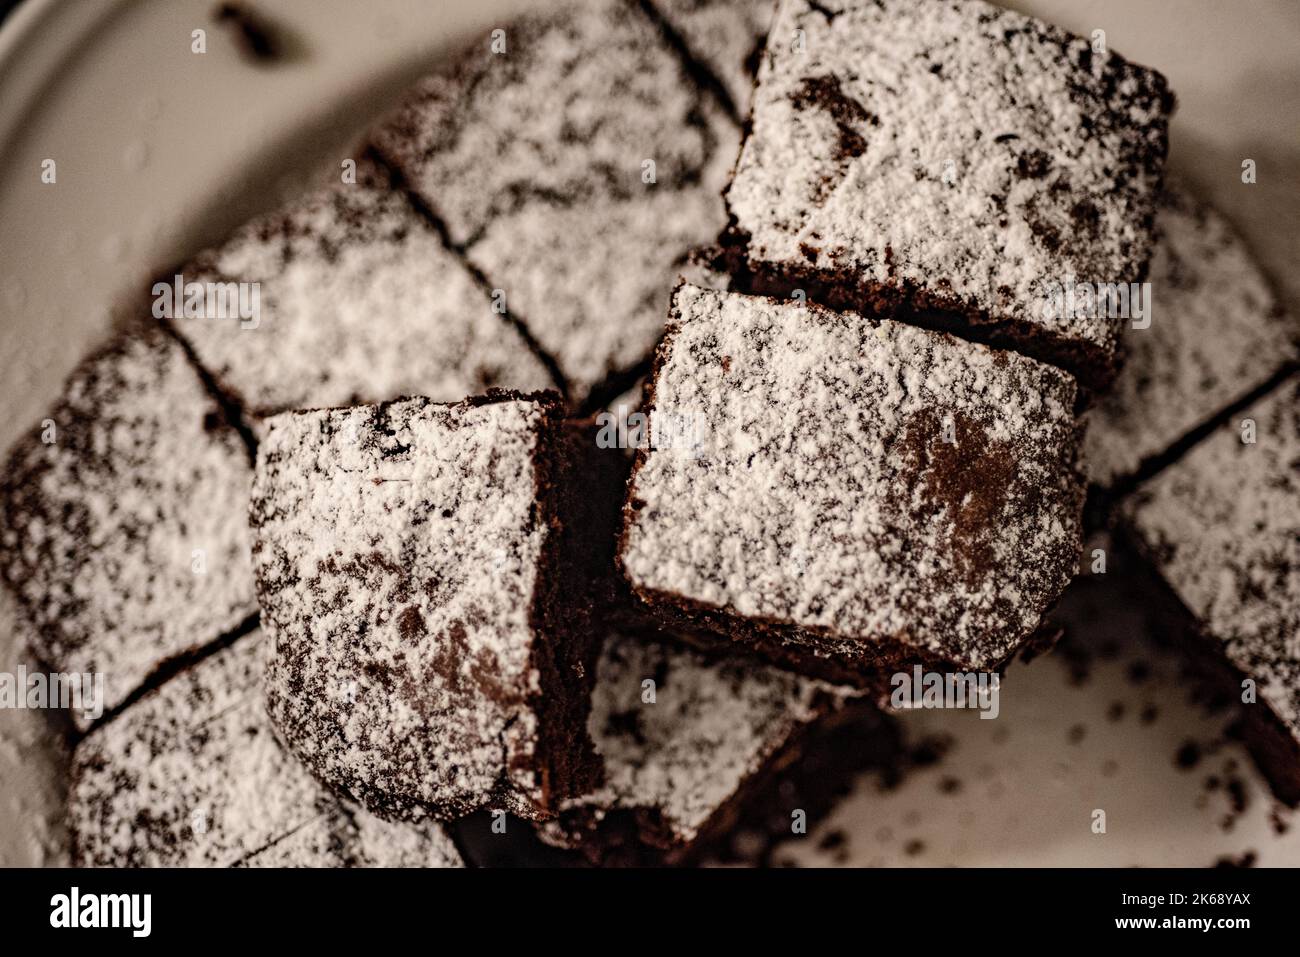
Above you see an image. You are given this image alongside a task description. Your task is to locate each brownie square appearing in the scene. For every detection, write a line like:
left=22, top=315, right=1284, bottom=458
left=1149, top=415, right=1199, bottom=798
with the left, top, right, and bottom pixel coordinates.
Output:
left=69, top=632, right=461, bottom=867
left=1085, top=187, right=1298, bottom=486
left=1123, top=377, right=1300, bottom=804
left=369, top=0, right=736, bottom=403
left=537, top=628, right=861, bottom=864
left=620, top=283, right=1084, bottom=682
left=170, top=156, right=555, bottom=421
left=724, top=0, right=1174, bottom=390
left=0, top=327, right=257, bottom=728
left=251, top=392, right=625, bottom=821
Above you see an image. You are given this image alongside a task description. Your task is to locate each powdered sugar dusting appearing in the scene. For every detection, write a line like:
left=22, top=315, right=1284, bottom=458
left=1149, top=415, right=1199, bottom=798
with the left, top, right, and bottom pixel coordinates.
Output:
left=544, top=630, right=854, bottom=849
left=466, top=187, right=728, bottom=401
left=252, top=395, right=557, bottom=820
left=0, top=328, right=256, bottom=727
left=175, top=158, right=554, bottom=419
left=1085, top=187, right=1298, bottom=485
left=652, top=0, right=776, bottom=115
left=1126, top=378, right=1300, bottom=739
left=370, top=0, right=714, bottom=247
left=70, top=633, right=460, bottom=867
left=238, top=801, right=461, bottom=868
left=622, top=284, right=1083, bottom=669
left=727, top=0, right=1173, bottom=380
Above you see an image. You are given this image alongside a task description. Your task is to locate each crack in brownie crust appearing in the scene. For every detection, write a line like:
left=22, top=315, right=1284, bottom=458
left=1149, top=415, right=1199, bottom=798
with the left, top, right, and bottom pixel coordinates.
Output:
left=619, top=283, right=1084, bottom=679
left=69, top=632, right=461, bottom=867
left=1085, top=187, right=1299, bottom=486
left=724, top=0, right=1174, bottom=390
left=171, top=156, right=555, bottom=422
left=1123, top=377, right=1300, bottom=804
left=369, top=0, right=739, bottom=403
left=646, top=0, right=778, bottom=119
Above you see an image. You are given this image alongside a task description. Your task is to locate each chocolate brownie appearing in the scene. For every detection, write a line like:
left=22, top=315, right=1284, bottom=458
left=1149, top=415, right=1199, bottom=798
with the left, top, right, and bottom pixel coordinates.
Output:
left=170, top=155, right=555, bottom=421
left=1122, top=376, right=1300, bottom=804
left=723, top=0, right=1174, bottom=390
left=620, top=283, right=1084, bottom=683
left=369, top=0, right=735, bottom=402
left=647, top=0, right=776, bottom=117
left=1085, top=187, right=1298, bottom=486
left=0, top=327, right=257, bottom=729
left=537, top=629, right=862, bottom=864
left=70, top=632, right=461, bottom=867
left=251, top=392, right=625, bottom=821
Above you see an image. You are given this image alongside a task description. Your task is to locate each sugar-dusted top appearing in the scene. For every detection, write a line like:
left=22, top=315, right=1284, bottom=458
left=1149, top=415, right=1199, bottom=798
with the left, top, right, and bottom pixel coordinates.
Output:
left=253, top=394, right=556, bottom=820
left=727, top=0, right=1172, bottom=364
left=1085, top=188, right=1297, bottom=485
left=175, top=157, right=554, bottom=420
left=653, top=0, right=777, bottom=116
left=465, top=186, right=727, bottom=402
left=622, top=284, right=1083, bottom=669
left=370, top=0, right=714, bottom=246
left=70, top=633, right=461, bottom=867
left=0, top=327, right=256, bottom=727
left=1126, top=379, right=1300, bottom=739
left=554, top=631, right=852, bottom=845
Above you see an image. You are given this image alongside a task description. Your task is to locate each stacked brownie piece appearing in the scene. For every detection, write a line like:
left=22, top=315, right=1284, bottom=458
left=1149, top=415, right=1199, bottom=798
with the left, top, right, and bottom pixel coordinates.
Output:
left=620, top=283, right=1084, bottom=685
left=611, top=0, right=1172, bottom=686
left=722, top=0, right=1173, bottom=392
left=250, top=392, right=621, bottom=822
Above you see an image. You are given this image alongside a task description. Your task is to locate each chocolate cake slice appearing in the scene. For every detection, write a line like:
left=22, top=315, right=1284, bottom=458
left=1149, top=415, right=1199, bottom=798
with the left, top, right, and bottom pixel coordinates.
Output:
left=369, top=0, right=735, bottom=402
left=70, top=632, right=461, bottom=867
left=1122, top=376, right=1300, bottom=805
left=1085, top=187, right=1298, bottom=487
left=251, top=392, right=625, bottom=821
left=0, top=327, right=257, bottom=729
left=620, top=283, right=1084, bottom=684
left=723, top=0, right=1174, bottom=390
left=537, top=629, right=864, bottom=864
left=170, top=155, right=555, bottom=422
